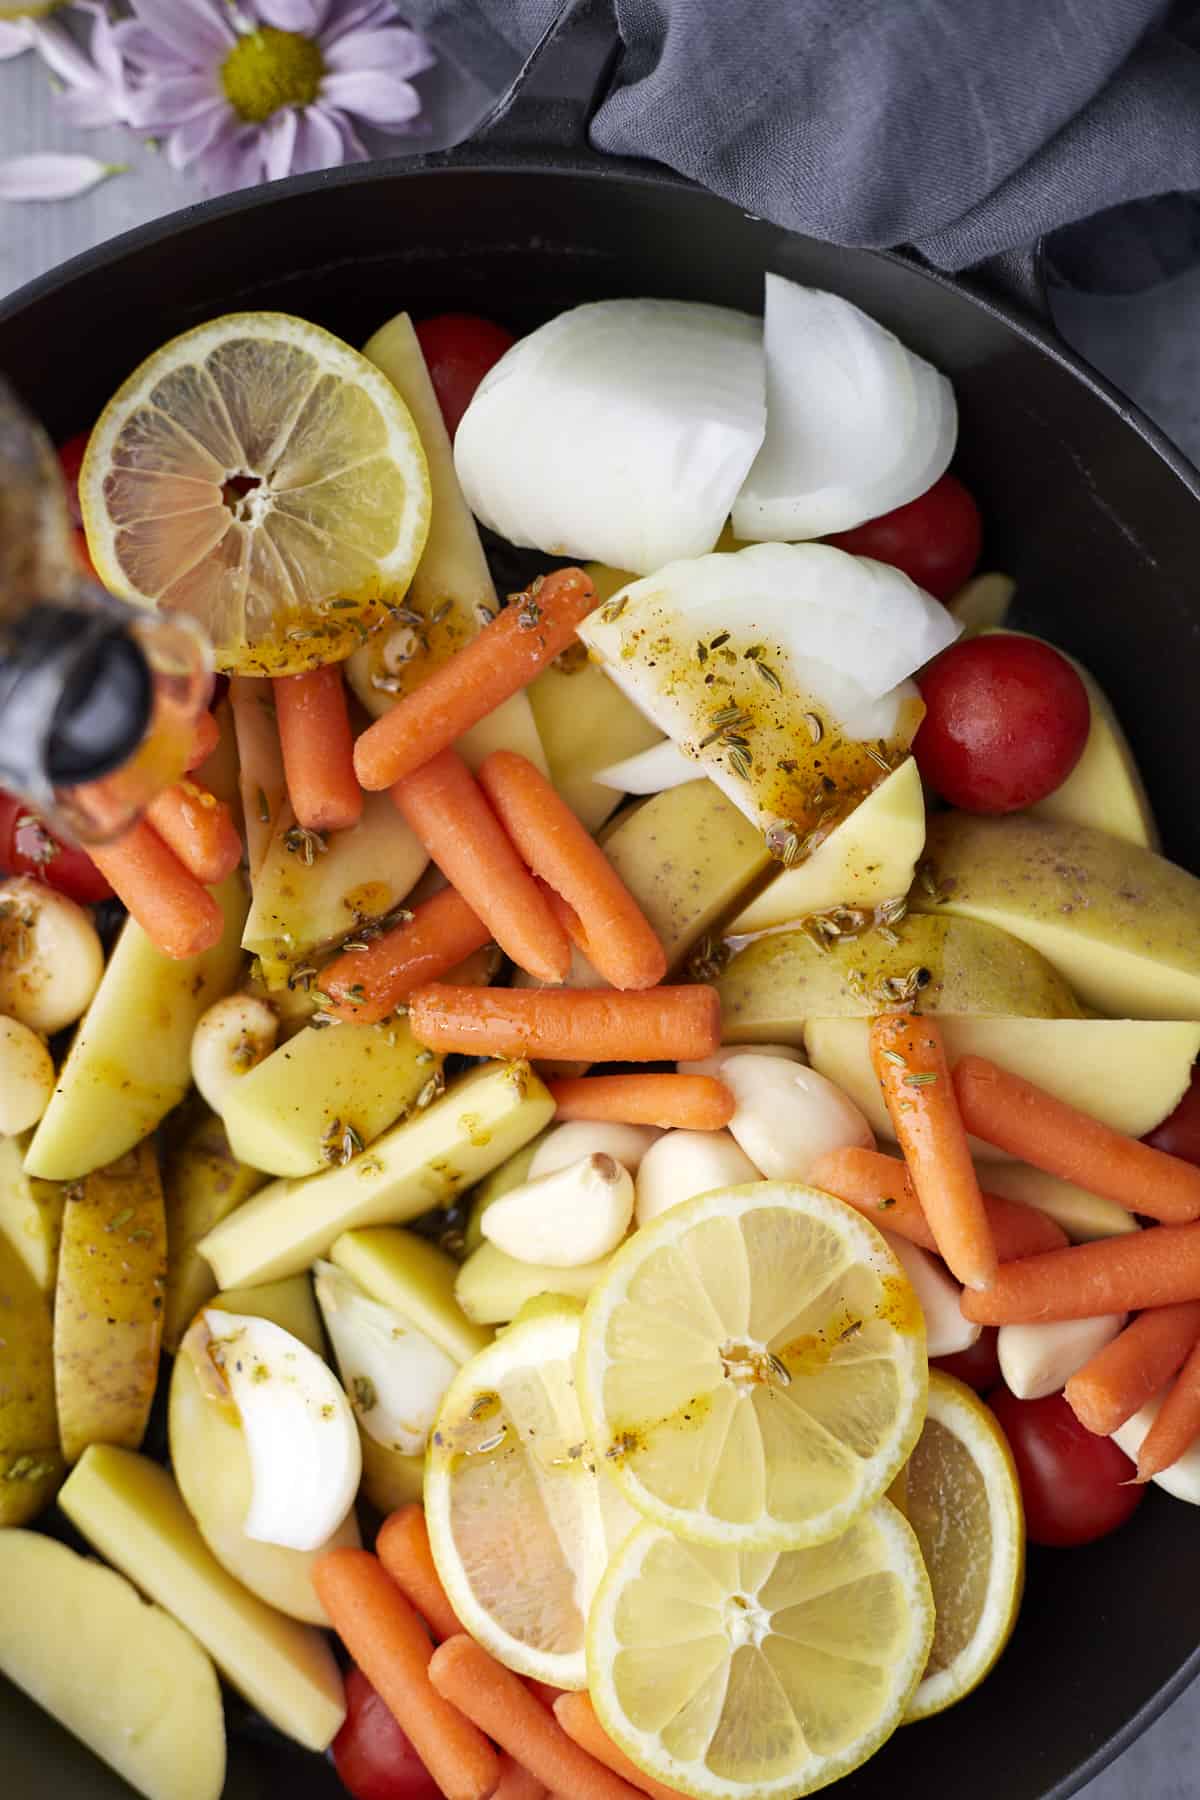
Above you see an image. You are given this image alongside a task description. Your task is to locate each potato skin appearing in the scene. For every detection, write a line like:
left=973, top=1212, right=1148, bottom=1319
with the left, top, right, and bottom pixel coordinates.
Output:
left=0, top=1230, right=64, bottom=1526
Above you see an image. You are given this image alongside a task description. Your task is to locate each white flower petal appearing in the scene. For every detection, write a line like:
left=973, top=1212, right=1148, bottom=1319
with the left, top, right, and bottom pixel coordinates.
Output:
left=29, top=18, right=104, bottom=89
left=262, top=106, right=299, bottom=181
left=0, top=21, right=32, bottom=61
left=320, top=67, right=422, bottom=126
left=167, top=102, right=235, bottom=169
left=128, top=0, right=234, bottom=63
left=319, top=1, right=398, bottom=48
left=111, top=21, right=194, bottom=72
left=56, top=88, right=128, bottom=129
left=126, top=72, right=222, bottom=132
left=0, top=153, right=124, bottom=201
left=325, top=26, right=434, bottom=79
left=254, top=0, right=330, bottom=31
left=289, top=103, right=352, bottom=172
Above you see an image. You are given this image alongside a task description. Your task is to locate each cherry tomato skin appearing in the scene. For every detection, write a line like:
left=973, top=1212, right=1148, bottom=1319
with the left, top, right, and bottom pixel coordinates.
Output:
left=57, top=431, right=90, bottom=528
left=0, top=791, right=113, bottom=905
left=914, top=635, right=1091, bottom=814
left=331, top=1667, right=441, bottom=1800
left=933, top=1328, right=1002, bottom=1393
left=826, top=473, right=983, bottom=601
left=988, top=1387, right=1145, bottom=1547
left=413, top=313, right=517, bottom=438
left=1145, top=1065, right=1200, bottom=1167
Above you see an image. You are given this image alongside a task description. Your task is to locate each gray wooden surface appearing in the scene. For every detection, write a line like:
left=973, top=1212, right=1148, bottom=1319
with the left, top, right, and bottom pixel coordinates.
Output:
left=4, top=31, right=1200, bottom=1800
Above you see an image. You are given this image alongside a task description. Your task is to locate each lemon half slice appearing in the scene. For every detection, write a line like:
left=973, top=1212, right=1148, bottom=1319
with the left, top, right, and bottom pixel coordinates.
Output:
left=81, top=313, right=430, bottom=675
left=588, top=1503, right=934, bottom=1800
left=578, top=1183, right=927, bottom=1551
left=424, top=1299, right=639, bottom=1689
left=902, top=1369, right=1025, bottom=1720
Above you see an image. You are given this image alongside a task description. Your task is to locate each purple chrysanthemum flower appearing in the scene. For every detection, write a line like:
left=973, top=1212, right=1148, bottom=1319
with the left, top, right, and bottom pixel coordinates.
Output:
left=114, top=0, right=434, bottom=191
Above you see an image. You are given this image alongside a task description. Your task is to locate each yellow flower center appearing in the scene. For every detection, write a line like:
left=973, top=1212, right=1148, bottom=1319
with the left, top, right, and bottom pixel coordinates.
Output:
left=221, top=27, right=324, bottom=125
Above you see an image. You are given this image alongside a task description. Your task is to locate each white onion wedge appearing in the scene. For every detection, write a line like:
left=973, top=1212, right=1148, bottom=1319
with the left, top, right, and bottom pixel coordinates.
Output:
left=578, top=542, right=954, bottom=831
left=593, top=738, right=696, bottom=795
left=313, top=1262, right=458, bottom=1457
left=204, top=1309, right=360, bottom=1553
left=733, top=275, right=956, bottom=541
left=454, top=299, right=765, bottom=575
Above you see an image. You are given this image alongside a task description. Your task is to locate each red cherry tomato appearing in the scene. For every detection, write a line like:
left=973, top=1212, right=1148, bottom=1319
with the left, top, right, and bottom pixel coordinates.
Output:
left=331, top=1667, right=440, bottom=1800
left=0, top=791, right=113, bottom=905
left=933, top=1328, right=1002, bottom=1393
left=988, top=1386, right=1145, bottom=1547
left=826, top=473, right=983, bottom=601
left=914, top=635, right=1091, bottom=814
left=414, top=313, right=516, bottom=438
left=57, top=430, right=90, bottom=529
left=1145, top=1065, right=1200, bottom=1167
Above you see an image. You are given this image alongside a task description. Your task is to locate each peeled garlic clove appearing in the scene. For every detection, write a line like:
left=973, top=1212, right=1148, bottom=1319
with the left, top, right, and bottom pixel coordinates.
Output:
left=1113, top=1395, right=1200, bottom=1504
left=635, top=1129, right=760, bottom=1227
left=203, top=1308, right=360, bottom=1552
left=678, top=1042, right=806, bottom=1078
left=530, top=1120, right=660, bottom=1179
left=881, top=1229, right=979, bottom=1358
left=999, top=1314, right=1125, bottom=1402
left=482, top=1154, right=634, bottom=1267
left=721, top=1053, right=873, bottom=1180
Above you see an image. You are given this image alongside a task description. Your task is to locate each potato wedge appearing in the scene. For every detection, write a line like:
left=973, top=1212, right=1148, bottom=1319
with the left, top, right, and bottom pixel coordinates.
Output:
left=455, top=1239, right=614, bottom=1326
left=330, top=1226, right=491, bottom=1364
left=0, top=1530, right=224, bottom=1800
left=0, top=1229, right=63, bottom=1526
left=0, top=1131, right=63, bottom=1293
left=162, top=1109, right=268, bottom=1353
left=54, top=1141, right=166, bottom=1464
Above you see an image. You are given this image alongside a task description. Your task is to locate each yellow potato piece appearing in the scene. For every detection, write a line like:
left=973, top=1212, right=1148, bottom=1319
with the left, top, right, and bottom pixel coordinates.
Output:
left=54, top=1141, right=166, bottom=1465
left=0, top=1530, right=224, bottom=1800
left=0, top=1229, right=64, bottom=1526
left=61, top=1447, right=345, bottom=1749
left=330, top=1226, right=490, bottom=1365
left=455, top=1239, right=615, bottom=1326
left=162, top=1109, right=268, bottom=1353
left=0, top=1131, right=63, bottom=1293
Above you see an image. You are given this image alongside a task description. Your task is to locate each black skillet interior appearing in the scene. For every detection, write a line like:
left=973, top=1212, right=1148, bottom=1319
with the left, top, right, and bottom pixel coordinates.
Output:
left=4, top=32, right=1200, bottom=1800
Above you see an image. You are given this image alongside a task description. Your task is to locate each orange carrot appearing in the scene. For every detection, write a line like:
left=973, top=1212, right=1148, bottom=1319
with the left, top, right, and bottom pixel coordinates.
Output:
left=321, top=888, right=492, bottom=1024
left=870, top=1015, right=997, bottom=1292
left=410, top=983, right=722, bottom=1065
left=536, top=879, right=592, bottom=959
left=494, top=1755, right=548, bottom=1800
left=312, top=1551, right=499, bottom=1800
left=548, top=1073, right=733, bottom=1131
left=961, top=1223, right=1200, bottom=1325
left=355, top=568, right=597, bottom=791
left=392, top=749, right=570, bottom=984
left=185, top=710, right=220, bottom=772
left=1137, top=1337, right=1200, bottom=1479
left=275, top=664, right=363, bottom=834
left=89, top=819, right=224, bottom=959
left=527, top=1681, right=568, bottom=1711
left=376, top=1505, right=463, bottom=1642
left=1066, top=1302, right=1200, bottom=1436
left=479, top=751, right=666, bottom=991
left=809, top=1146, right=1069, bottom=1262
left=954, top=1056, right=1200, bottom=1226
left=146, top=779, right=243, bottom=886
left=554, top=1694, right=688, bottom=1800
left=428, top=1634, right=641, bottom=1800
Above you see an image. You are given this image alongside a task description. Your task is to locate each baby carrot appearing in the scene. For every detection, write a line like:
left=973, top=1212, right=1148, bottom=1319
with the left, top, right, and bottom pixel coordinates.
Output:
left=1137, top=1336, right=1200, bottom=1480
left=954, top=1056, right=1200, bottom=1226
left=376, top=1505, right=463, bottom=1642
left=527, top=1681, right=568, bottom=1711
left=146, top=779, right=243, bottom=885
left=548, top=1073, right=734, bottom=1131
left=428, top=1634, right=642, bottom=1800
left=479, top=751, right=666, bottom=990
left=494, top=1756, right=548, bottom=1800
left=553, top=1694, right=688, bottom=1800
left=961, top=1223, right=1200, bottom=1325
left=89, top=819, right=224, bottom=959
left=321, top=888, right=492, bottom=1025
left=870, top=1014, right=997, bottom=1292
left=410, top=983, right=723, bottom=1065
left=1066, top=1302, right=1200, bottom=1436
left=275, top=664, right=363, bottom=834
left=312, top=1550, right=500, bottom=1800
left=355, top=568, right=598, bottom=790
left=809, top=1146, right=1069, bottom=1261
left=393, top=748, right=570, bottom=985
left=185, top=710, right=220, bottom=772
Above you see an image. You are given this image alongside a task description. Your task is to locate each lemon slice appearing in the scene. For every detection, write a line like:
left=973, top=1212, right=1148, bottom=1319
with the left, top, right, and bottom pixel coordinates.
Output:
left=424, top=1298, right=639, bottom=1689
left=588, top=1502, right=933, bottom=1800
left=578, top=1183, right=927, bottom=1551
left=901, top=1369, right=1024, bottom=1720
left=80, top=313, right=431, bottom=675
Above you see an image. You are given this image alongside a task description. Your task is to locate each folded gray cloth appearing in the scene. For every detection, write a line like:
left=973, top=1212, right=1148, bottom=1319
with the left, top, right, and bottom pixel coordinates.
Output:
left=403, top=0, right=1200, bottom=289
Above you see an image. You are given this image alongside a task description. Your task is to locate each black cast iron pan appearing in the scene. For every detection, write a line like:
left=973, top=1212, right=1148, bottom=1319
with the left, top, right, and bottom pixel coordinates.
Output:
left=2, top=3, right=1198, bottom=1795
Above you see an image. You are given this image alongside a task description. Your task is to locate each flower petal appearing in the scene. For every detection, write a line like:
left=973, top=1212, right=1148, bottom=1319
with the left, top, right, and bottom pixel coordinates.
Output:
left=56, top=88, right=128, bottom=129
left=127, top=0, right=235, bottom=64
left=320, top=68, right=423, bottom=127
left=126, top=73, right=222, bottom=132
left=0, top=21, right=32, bottom=61
left=111, top=21, right=194, bottom=72
left=318, top=1, right=397, bottom=49
left=28, top=19, right=103, bottom=88
left=78, top=0, right=131, bottom=86
left=0, top=153, right=123, bottom=202
left=262, top=106, right=299, bottom=181
left=167, top=103, right=235, bottom=169
left=289, top=104, right=355, bottom=174
left=253, top=0, right=331, bottom=32
left=199, top=125, right=265, bottom=194
left=324, top=26, right=434, bottom=80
